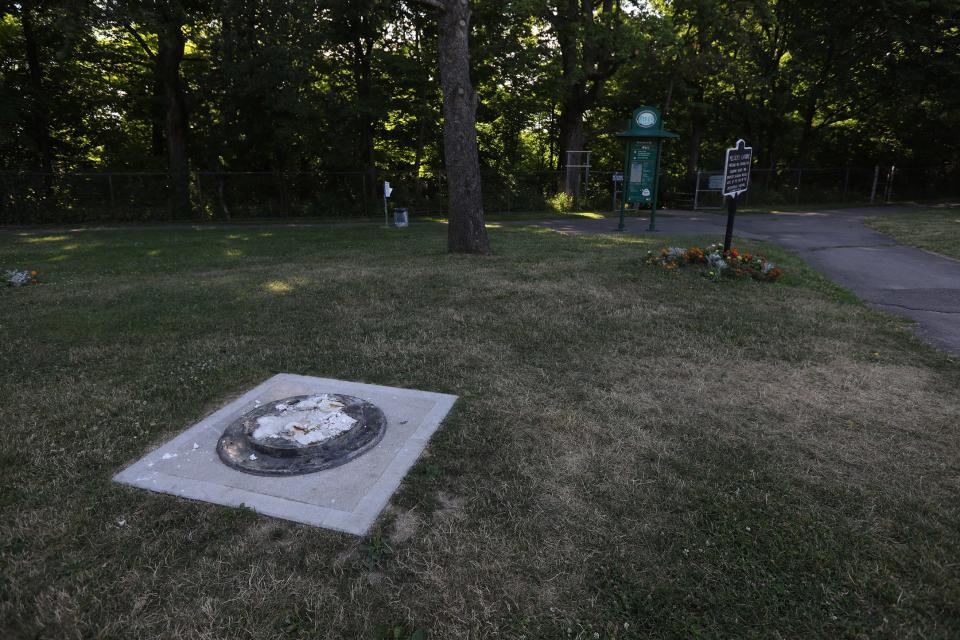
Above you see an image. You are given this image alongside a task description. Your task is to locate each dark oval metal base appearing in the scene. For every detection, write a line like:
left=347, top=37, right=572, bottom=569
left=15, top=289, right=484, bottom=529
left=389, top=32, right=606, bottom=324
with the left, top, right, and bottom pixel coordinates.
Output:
left=217, top=394, right=387, bottom=476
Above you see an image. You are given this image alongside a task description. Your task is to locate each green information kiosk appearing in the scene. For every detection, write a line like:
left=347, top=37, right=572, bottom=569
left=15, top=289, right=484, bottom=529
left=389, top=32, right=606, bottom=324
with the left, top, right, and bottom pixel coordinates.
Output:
left=616, top=107, right=678, bottom=232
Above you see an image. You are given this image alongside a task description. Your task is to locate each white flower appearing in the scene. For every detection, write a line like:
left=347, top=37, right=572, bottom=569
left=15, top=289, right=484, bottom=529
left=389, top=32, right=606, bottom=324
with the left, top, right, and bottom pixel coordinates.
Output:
left=5, top=270, right=32, bottom=286
left=706, top=252, right=727, bottom=271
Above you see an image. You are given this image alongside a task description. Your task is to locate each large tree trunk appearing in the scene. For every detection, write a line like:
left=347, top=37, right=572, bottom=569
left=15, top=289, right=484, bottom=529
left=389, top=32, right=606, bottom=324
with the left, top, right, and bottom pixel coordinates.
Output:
left=554, top=0, right=583, bottom=175
left=557, top=101, right=585, bottom=171
left=350, top=28, right=377, bottom=198
left=150, top=73, right=166, bottom=158
left=413, top=114, right=427, bottom=195
left=437, top=0, right=489, bottom=254
left=20, top=5, right=54, bottom=184
left=157, top=18, right=191, bottom=218
left=552, top=0, right=622, bottom=193
left=412, top=16, right=427, bottom=195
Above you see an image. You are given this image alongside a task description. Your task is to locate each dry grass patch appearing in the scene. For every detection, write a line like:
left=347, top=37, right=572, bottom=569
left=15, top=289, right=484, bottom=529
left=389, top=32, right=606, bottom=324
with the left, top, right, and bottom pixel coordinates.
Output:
left=866, top=207, right=960, bottom=259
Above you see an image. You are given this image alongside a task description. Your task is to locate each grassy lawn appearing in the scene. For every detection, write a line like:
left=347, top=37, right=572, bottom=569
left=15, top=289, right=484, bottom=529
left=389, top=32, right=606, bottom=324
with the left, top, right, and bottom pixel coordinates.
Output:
left=866, top=208, right=960, bottom=260
left=2, top=223, right=959, bottom=639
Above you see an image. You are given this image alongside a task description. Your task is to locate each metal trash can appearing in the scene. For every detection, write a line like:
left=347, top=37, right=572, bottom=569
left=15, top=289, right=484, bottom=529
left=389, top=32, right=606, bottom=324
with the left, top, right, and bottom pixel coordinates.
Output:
left=393, top=207, right=409, bottom=228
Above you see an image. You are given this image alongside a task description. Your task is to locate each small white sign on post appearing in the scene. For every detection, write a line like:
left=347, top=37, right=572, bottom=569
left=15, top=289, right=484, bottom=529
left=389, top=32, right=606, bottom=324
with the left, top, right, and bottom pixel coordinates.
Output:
left=722, top=139, right=753, bottom=197
left=383, top=181, right=392, bottom=227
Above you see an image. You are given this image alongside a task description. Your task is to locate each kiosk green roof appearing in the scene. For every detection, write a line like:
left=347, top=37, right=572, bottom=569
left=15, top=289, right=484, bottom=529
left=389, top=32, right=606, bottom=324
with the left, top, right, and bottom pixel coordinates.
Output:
left=615, top=107, right=679, bottom=140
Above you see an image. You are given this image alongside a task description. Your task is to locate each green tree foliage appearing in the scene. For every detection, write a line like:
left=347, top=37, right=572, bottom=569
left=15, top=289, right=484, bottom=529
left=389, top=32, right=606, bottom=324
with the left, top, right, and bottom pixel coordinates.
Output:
left=1, top=0, right=957, bottom=219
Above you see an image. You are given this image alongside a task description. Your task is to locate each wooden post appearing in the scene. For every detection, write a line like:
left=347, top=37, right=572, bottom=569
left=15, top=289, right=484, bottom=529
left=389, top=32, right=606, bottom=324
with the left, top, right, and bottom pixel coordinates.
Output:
left=693, top=170, right=701, bottom=210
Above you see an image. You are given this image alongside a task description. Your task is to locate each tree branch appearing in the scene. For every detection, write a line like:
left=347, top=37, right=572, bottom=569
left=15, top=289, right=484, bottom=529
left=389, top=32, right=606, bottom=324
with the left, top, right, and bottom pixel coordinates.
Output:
left=123, top=22, right=157, bottom=61
left=411, top=0, right=446, bottom=10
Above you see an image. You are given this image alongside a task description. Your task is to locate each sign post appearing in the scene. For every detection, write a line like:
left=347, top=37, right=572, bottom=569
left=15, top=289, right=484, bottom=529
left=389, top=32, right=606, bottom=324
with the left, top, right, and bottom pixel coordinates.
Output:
left=611, top=171, right=623, bottom=215
left=383, top=181, right=393, bottom=228
left=615, top=107, right=678, bottom=232
left=721, top=139, right=752, bottom=251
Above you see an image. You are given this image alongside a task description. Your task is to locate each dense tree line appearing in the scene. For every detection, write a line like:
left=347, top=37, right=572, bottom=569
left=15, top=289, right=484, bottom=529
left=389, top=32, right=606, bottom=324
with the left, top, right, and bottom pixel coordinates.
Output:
left=1, top=1, right=958, bottom=222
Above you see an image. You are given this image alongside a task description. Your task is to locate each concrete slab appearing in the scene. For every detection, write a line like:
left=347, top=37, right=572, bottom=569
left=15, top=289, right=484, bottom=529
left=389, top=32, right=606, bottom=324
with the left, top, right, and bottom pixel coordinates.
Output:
left=113, top=374, right=457, bottom=535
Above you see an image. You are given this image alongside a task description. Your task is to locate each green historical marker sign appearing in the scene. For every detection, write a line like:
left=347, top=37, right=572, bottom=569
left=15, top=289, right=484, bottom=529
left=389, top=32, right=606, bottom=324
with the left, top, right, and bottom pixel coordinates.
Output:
left=615, top=107, right=678, bottom=232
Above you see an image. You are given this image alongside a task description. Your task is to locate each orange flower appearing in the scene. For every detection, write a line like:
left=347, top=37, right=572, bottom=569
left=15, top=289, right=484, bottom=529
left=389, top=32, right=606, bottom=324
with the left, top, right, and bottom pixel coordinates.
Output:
left=31, top=271, right=38, bottom=277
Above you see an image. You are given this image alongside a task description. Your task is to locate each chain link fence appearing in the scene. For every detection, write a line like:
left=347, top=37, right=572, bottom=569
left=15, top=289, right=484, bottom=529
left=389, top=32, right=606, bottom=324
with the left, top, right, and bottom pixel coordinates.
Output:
left=0, top=170, right=567, bottom=224
left=1, top=165, right=957, bottom=224
left=686, top=165, right=959, bottom=210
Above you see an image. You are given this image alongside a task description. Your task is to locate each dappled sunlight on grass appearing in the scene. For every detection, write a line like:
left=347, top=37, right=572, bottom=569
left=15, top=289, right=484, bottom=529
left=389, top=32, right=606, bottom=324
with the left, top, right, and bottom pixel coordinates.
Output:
left=581, top=233, right=657, bottom=247
left=146, top=249, right=162, bottom=257
left=507, top=224, right=656, bottom=247
left=264, top=280, right=294, bottom=293
left=225, top=248, right=244, bottom=257
left=20, top=234, right=70, bottom=244
left=262, top=277, right=309, bottom=294
left=568, top=211, right=606, bottom=220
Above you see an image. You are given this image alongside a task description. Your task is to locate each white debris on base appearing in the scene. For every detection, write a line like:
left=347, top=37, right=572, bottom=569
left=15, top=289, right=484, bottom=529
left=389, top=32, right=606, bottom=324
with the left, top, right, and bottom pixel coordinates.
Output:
left=161, top=452, right=177, bottom=460
left=252, top=394, right=356, bottom=446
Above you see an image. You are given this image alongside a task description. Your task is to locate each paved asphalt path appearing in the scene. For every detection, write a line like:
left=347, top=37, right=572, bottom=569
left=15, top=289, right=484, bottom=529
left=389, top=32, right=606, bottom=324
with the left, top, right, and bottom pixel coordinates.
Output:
left=528, top=207, right=960, bottom=357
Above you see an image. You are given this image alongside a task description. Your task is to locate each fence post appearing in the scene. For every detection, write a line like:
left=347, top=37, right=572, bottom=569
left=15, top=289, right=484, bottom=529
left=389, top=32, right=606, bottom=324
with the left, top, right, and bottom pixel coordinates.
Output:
left=277, top=172, right=289, bottom=215
left=870, top=165, right=879, bottom=204
left=885, top=165, right=896, bottom=203
left=194, top=172, right=203, bottom=216
left=795, top=168, right=802, bottom=204
left=693, top=170, right=700, bottom=210
left=107, top=174, right=116, bottom=211
left=10, top=173, right=20, bottom=221
left=361, top=172, right=368, bottom=217
left=612, top=174, right=619, bottom=215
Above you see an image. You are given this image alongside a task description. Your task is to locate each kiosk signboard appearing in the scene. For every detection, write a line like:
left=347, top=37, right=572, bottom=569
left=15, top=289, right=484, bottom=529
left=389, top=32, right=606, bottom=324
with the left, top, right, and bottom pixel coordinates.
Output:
left=615, top=107, right=678, bottom=231
left=626, top=141, right=658, bottom=204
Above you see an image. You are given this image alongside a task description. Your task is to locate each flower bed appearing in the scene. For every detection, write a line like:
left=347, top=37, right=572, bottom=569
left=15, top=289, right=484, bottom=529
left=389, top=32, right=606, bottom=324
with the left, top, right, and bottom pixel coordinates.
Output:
left=645, top=244, right=783, bottom=282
